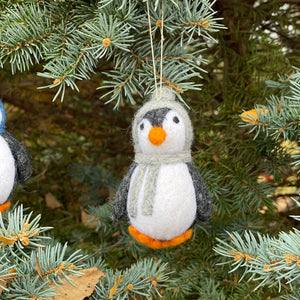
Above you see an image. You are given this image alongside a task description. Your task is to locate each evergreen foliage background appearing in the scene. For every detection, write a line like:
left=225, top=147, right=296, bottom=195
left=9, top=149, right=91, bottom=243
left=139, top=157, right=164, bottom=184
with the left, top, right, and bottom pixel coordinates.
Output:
left=0, top=0, right=299, bottom=299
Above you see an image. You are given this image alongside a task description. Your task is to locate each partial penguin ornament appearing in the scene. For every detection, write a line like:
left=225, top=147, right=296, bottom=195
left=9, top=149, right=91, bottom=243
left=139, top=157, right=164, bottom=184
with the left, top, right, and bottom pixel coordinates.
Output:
left=112, top=87, right=212, bottom=249
left=0, top=100, right=31, bottom=213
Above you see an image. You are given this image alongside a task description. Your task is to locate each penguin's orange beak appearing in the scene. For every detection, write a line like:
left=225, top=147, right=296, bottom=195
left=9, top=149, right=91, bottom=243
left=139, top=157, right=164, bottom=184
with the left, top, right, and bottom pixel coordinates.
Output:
left=148, top=127, right=166, bottom=146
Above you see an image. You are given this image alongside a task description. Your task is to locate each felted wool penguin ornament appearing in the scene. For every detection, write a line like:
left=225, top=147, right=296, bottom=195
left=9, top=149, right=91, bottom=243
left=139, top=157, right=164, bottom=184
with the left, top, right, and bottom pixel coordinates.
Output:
left=112, top=87, right=212, bottom=249
left=0, top=100, right=31, bottom=213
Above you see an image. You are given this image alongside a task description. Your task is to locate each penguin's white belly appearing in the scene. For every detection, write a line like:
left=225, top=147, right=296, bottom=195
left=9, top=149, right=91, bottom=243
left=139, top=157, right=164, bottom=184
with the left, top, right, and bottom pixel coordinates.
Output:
left=127, top=163, right=197, bottom=240
left=0, top=136, right=15, bottom=204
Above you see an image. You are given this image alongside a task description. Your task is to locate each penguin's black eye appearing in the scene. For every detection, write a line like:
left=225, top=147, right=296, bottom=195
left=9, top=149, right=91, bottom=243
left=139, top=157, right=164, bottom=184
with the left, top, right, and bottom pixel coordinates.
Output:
left=173, top=116, right=180, bottom=124
left=140, top=123, right=144, bottom=130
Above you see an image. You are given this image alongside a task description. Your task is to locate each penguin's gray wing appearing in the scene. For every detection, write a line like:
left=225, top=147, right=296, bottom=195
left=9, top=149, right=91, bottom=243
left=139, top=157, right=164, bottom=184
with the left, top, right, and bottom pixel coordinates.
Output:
left=186, top=162, right=212, bottom=222
left=112, top=162, right=137, bottom=221
left=2, top=131, right=31, bottom=184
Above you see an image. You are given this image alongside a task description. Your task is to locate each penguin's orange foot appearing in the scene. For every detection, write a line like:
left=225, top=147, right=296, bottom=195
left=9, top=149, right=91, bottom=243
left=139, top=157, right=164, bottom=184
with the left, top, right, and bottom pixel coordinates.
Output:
left=0, top=201, right=10, bottom=213
left=128, top=225, right=192, bottom=249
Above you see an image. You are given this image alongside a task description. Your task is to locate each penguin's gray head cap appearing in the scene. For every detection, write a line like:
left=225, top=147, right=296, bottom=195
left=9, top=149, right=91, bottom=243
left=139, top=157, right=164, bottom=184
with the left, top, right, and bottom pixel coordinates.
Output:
left=149, top=87, right=176, bottom=102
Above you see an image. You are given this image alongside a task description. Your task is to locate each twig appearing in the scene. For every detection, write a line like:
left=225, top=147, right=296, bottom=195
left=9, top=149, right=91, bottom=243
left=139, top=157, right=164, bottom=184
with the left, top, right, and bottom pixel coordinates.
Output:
left=76, top=237, right=125, bottom=266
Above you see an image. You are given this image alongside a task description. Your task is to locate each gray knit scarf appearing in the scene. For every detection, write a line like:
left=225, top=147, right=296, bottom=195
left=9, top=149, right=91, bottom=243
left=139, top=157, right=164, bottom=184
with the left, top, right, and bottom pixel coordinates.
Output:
left=128, top=151, right=192, bottom=218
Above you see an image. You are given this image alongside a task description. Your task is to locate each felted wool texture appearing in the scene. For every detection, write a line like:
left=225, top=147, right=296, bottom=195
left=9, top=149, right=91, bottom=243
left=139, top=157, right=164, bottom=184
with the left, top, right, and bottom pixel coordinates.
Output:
left=128, top=164, right=147, bottom=217
left=127, top=163, right=197, bottom=241
left=126, top=87, right=196, bottom=233
left=0, top=136, right=15, bottom=204
left=113, top=87, right=212, bottom=243
left=129, top=152, right=192, bottom=217
left=112, top=162, right=137, bottom=221
left=137, top=109, right=187, bottom=155
left=187, top=162, right=212, bottom=222
left=128, top=225, right=193, bottom=249
left=132, top=87, right=193, bottom=155
left=134, top=152, right=192, bottom=165
left=2, top=131, right=31, bottom=184
left=0, top=101, right=31, bottom=207
left=130, top=105, right=193, bottom=217
left=143, top=107, right=170, bottom=127
left=0, top=131, right=31, bottom=205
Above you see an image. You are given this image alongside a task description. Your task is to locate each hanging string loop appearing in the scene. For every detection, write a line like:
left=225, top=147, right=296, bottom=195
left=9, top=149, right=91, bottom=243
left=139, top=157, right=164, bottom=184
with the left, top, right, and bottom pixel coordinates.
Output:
left=146, top=0, right=164, bottom=100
